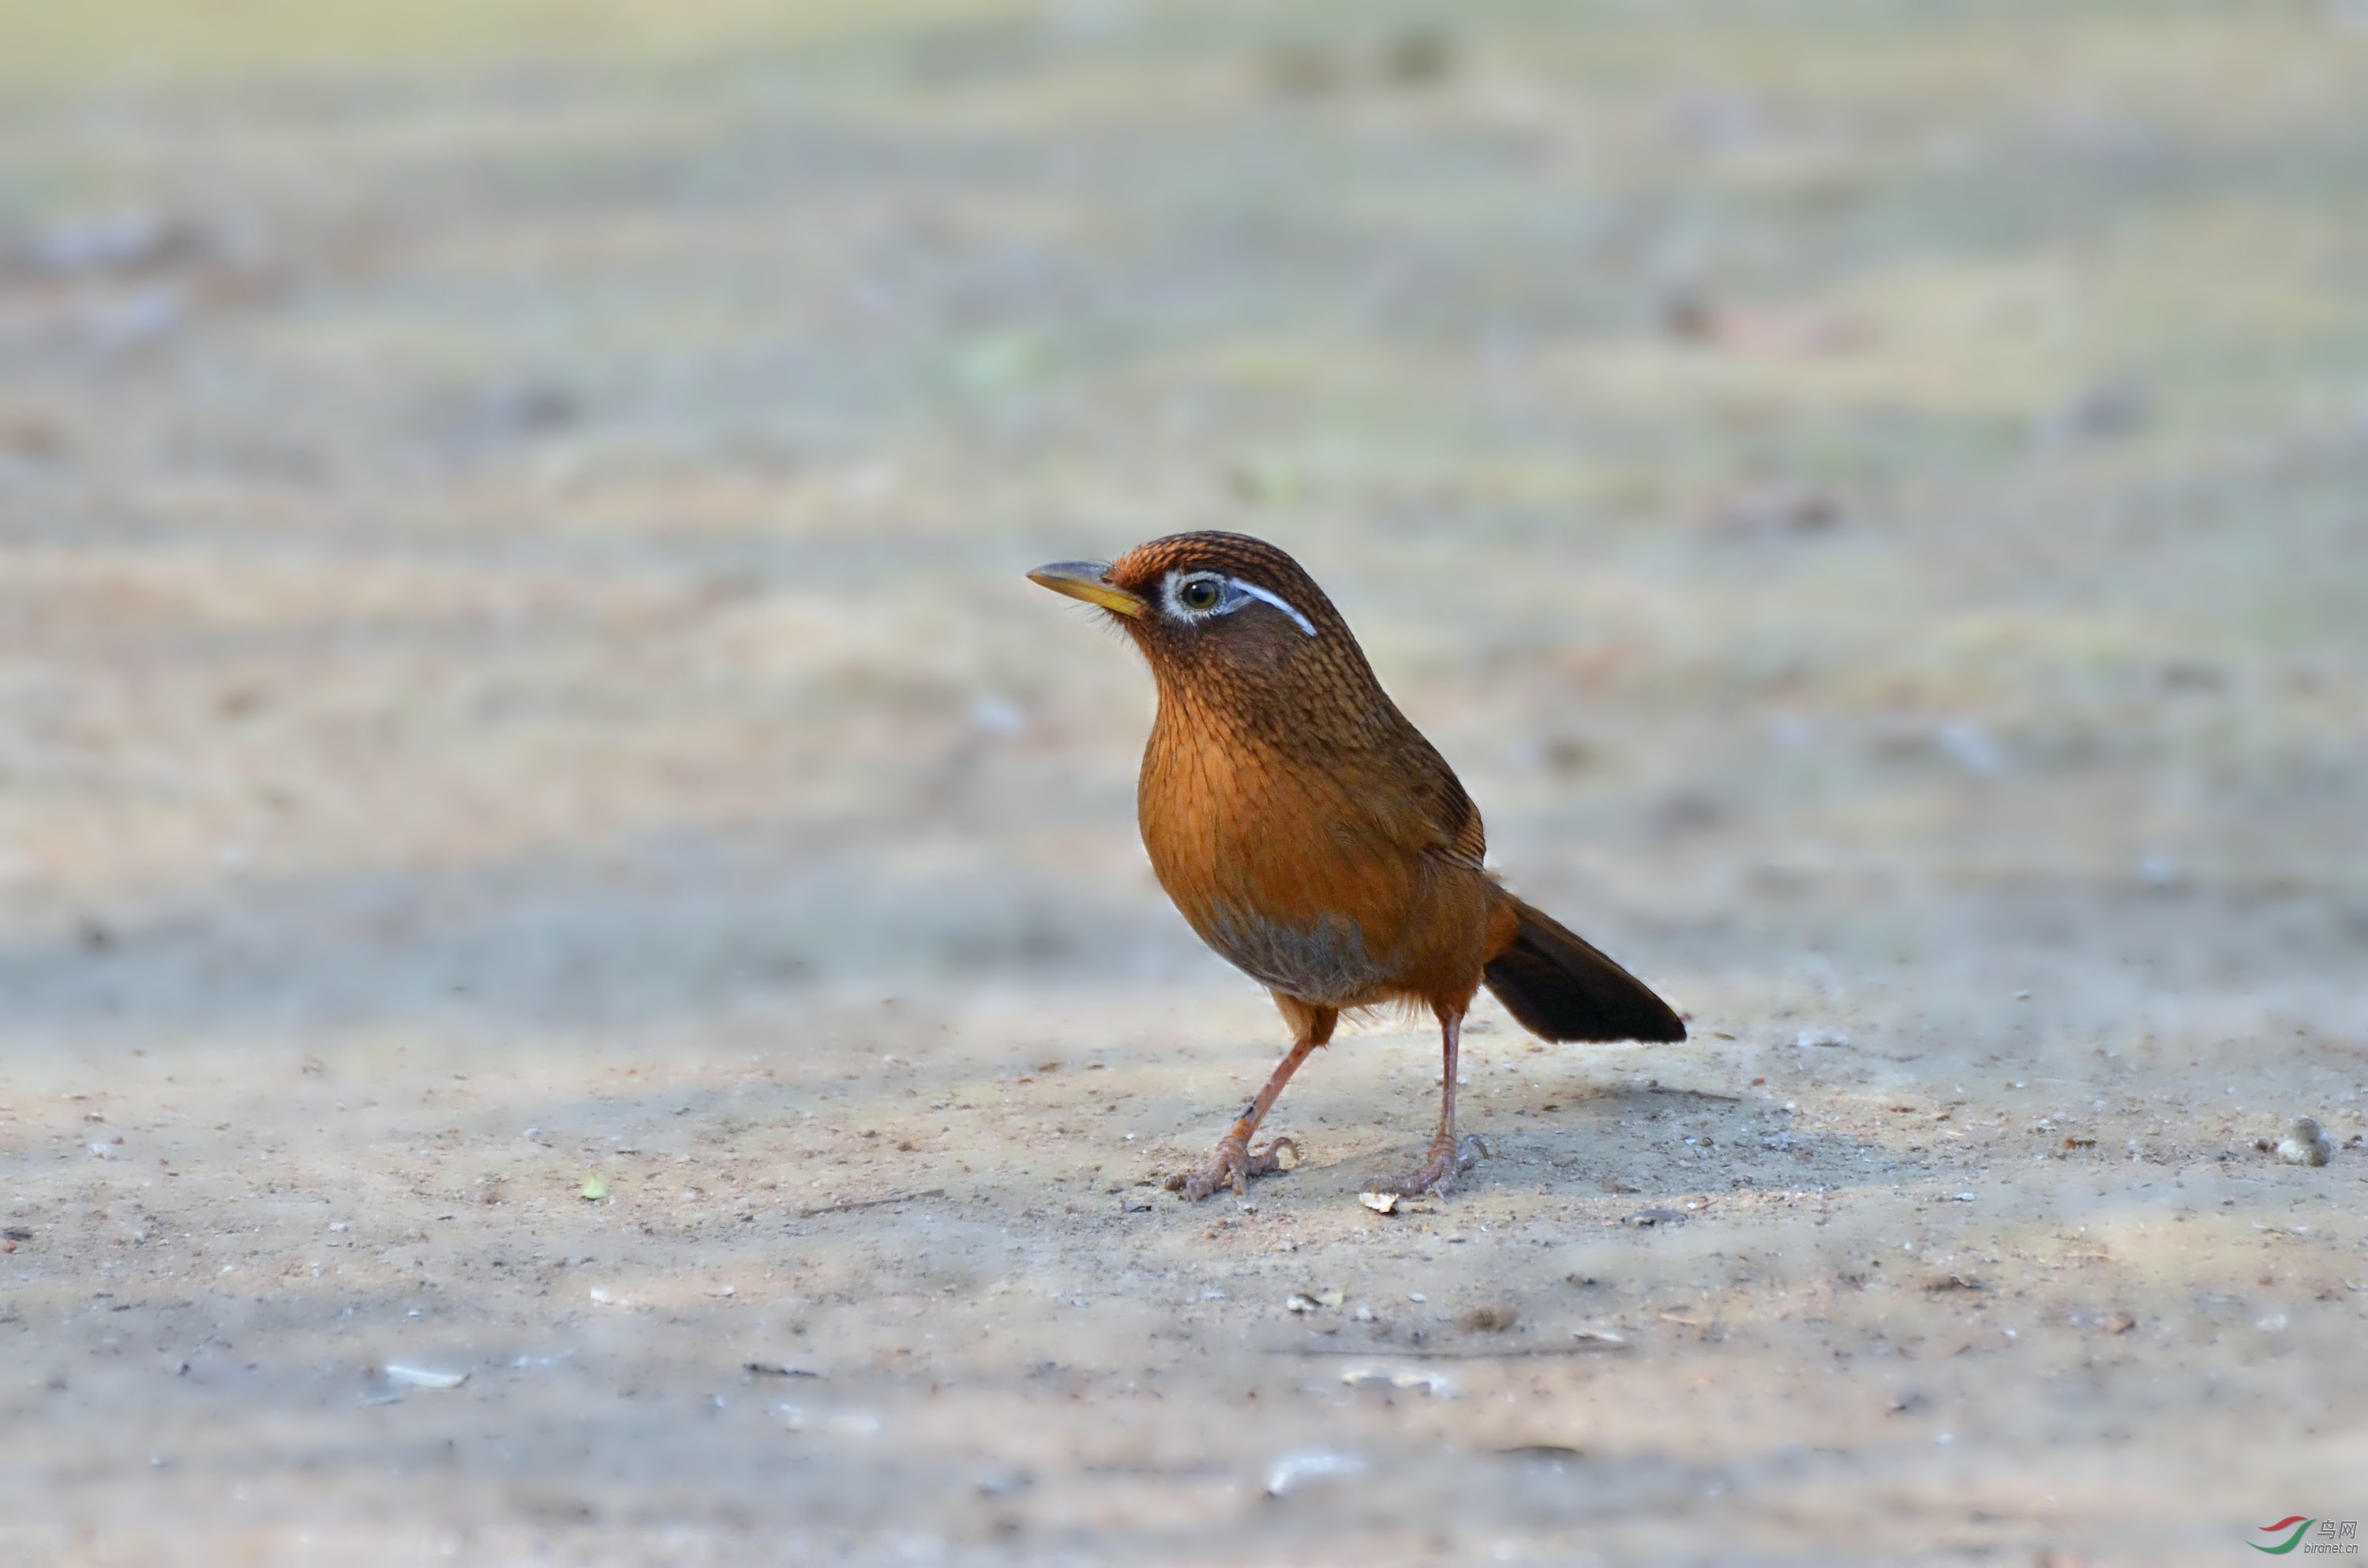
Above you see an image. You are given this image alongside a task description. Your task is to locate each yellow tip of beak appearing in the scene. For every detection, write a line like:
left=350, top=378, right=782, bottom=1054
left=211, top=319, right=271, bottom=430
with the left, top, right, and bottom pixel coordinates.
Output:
left=1028, top=560, right=1146, bottom=619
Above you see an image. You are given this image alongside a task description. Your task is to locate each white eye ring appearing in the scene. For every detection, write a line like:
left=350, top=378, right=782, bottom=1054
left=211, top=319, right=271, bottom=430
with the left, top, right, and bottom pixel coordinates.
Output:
left=1171, top=572, right=1229, bottom=615
left=1160, top=571, right=1317, bottom=637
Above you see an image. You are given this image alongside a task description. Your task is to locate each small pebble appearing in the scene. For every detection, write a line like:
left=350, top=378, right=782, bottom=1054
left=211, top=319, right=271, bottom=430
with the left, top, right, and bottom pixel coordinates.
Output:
left=1265, top=1449, right=1365, bottom=1497
left=2277, top=1117, right=2334, bottom=1167
left=1339, top=1364, right=1455, bottom=1398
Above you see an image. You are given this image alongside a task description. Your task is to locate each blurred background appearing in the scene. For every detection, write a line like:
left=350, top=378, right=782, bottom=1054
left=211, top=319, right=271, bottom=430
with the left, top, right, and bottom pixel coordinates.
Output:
left=3, top=0, right=2362, bottom=1031
left=4, top=2, right=2366, bottom=1562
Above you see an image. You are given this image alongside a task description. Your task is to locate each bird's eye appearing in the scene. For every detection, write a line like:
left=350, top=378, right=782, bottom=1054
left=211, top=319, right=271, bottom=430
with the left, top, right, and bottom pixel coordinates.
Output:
left=1177, top=576, right=1223, bottom=612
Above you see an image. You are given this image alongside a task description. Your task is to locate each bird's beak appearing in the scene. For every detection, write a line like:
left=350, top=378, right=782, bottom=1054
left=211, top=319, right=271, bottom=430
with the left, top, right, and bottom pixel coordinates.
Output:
left=1027, top=559, right=1145, bottom=619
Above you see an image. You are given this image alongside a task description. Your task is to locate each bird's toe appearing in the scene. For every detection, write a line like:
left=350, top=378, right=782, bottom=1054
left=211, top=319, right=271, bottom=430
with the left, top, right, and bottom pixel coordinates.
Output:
left=1389, top=1132, right=1489, bottom=1197
left=1166, top=1134, right=1300, bottom=1201
left=1246, top=1136, right=1300, bottom=1177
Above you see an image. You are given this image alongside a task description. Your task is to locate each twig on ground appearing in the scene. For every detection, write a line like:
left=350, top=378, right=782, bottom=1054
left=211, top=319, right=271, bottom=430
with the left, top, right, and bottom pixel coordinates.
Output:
left=796, top=1188, right=946, bottom=1219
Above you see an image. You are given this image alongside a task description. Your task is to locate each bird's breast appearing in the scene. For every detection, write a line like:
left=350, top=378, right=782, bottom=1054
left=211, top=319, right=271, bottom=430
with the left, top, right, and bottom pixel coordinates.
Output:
left=1137, top=700, right=1452, bottom=1005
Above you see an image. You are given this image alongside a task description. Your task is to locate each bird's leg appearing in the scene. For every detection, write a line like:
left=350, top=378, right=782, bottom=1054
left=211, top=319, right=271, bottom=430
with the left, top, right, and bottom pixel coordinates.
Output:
left=1389, top=1003, right=1489, bottom=1197
left=1167, top=1003, right=1334, bottom=1201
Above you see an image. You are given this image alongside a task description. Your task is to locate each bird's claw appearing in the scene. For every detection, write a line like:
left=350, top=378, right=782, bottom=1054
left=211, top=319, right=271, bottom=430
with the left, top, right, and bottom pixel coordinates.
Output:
left=1388, top=1133, right=1489, bottom=1198
left=1166, top=1135, right=1301, bottom=1201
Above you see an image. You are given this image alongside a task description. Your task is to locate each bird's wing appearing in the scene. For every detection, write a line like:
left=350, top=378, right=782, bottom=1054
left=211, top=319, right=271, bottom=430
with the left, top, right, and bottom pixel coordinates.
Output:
left=1344, top=730, right=1486, bottom=873
left=1417, top=746, right=1489, bottom=871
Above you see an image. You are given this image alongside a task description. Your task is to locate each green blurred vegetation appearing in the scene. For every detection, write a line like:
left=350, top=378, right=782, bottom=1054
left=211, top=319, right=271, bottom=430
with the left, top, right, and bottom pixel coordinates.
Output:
left=0, top=0, right=1010, bottom=78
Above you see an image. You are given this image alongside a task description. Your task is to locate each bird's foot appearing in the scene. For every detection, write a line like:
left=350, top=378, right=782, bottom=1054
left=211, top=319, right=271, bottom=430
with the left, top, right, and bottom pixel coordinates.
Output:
left=1388, top=1133, right=1489, bottom=1198
left=1166, top=1134, right=1301, bottom=1202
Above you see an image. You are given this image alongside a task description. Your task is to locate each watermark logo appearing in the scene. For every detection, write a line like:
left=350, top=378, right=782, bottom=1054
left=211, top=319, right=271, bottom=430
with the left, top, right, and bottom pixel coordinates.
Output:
left=2252, top=1517, right=2360, bottom=1555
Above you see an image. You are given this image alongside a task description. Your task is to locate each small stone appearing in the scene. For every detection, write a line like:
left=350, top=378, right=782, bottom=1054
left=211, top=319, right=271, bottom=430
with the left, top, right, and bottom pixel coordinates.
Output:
left=2277, top=1117, right=2334, bottom=1167
left=1265, top=1448, right=1365, bottom=1497
left=1340, top=1364, right=1455, bottom=1397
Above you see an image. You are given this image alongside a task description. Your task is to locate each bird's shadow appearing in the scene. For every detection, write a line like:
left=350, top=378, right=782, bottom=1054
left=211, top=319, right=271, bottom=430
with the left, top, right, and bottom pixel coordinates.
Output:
left=1246, top=1082, right=1900, bottom=1207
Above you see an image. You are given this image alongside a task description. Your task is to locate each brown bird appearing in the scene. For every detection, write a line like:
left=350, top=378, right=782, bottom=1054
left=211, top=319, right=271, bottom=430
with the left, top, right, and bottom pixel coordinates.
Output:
left=1029, top=531, right=1684, bottom=1199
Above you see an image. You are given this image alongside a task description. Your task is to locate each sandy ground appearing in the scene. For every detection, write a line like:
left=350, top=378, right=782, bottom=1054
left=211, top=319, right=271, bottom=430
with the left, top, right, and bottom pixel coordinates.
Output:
left=4, top=3, right=2368, bottom=1563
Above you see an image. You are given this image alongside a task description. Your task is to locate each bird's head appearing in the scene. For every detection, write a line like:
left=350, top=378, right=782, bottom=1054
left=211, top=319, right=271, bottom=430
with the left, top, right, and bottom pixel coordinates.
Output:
left=1027, top=531, right=1358, bottom=694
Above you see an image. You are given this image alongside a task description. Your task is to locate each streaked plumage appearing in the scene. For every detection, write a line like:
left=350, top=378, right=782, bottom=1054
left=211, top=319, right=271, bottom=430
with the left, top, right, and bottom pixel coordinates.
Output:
left=1030, top=530, right=1684, bottom=1199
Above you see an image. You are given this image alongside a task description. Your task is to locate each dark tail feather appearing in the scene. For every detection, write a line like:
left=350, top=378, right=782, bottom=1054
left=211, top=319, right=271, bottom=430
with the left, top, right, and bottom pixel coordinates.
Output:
left=1482, top=896, right=1686, bottom=1043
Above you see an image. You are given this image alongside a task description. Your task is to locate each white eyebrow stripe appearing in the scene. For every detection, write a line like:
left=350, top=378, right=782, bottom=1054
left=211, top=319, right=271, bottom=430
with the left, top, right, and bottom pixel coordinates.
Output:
left=1231, top=578, right=1317, bottom=637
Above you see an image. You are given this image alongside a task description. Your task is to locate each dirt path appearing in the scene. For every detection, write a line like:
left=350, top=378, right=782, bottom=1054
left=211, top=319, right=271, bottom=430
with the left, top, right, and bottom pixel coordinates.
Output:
left=4, top=5, right=2366, bottom=1563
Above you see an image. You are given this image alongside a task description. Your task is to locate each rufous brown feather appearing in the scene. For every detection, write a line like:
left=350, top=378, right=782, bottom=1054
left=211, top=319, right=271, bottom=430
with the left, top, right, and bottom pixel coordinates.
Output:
left=1029, top=530, right=1684, bottom=1199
